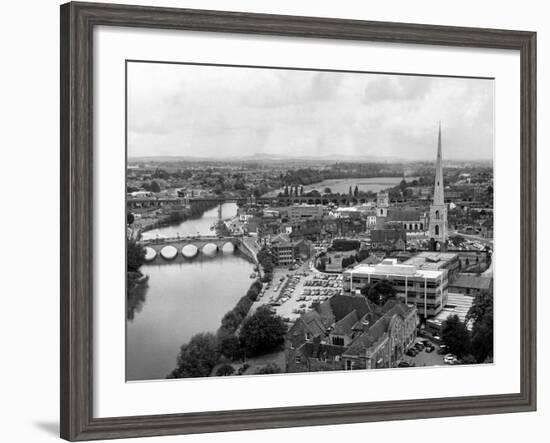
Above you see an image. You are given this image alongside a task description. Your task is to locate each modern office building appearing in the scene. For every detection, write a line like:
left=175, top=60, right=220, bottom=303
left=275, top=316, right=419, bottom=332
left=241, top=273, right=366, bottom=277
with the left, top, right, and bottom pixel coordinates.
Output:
left=343, top=257, right=449, bottom=318
left=403, top=251, right=460, bottom=282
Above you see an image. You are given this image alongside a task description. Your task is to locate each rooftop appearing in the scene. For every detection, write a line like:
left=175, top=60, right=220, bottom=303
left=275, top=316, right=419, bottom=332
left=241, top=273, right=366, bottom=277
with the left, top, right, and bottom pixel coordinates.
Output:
left=344, top=262, right=443, bottom=280
left=403, top=251, right=459, bottom=270
left=450, top=274, right=493, bottom=291
left=427, top=292, right=475, bottom=330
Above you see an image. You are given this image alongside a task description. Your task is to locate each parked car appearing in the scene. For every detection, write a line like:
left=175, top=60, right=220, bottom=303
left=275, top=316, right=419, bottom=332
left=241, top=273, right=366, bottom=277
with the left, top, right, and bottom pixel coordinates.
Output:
left=406, top=348, right=417, bottom=357
left=444, top=354, right=458, bottom=365
left=425, top=345, right=435, bottom=353
left=437, top=344, right=449, bottom=355
left=397, top=361, right=411, bottom=368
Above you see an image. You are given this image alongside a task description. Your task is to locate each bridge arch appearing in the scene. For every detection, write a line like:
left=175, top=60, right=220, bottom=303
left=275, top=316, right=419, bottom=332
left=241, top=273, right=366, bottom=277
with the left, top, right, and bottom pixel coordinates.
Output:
left=181, top=244, right=199, bottom=258
left=144, top=246, right=157, bottom=262
left=160, top=245, right=178, bottom=260
left=202, top=243, right=219, bottom=255
left=222, top=242, right=235, bottom=253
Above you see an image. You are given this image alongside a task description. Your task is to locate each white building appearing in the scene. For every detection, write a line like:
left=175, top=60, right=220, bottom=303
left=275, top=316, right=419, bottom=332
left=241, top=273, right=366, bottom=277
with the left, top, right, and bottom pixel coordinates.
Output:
left=343, top=258, right=449, bottom=318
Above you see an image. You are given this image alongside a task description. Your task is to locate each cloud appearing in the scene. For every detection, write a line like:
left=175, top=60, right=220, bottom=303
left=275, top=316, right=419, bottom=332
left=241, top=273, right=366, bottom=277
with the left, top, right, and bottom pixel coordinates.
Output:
left=363, top=75, right=433, bottom=104
left=127, top=62, right=494, bottom=161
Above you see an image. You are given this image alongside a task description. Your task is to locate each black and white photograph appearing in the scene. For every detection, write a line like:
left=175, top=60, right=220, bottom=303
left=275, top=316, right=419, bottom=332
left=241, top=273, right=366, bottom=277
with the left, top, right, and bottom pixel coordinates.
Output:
left=125, top=61, right=494, bottom=381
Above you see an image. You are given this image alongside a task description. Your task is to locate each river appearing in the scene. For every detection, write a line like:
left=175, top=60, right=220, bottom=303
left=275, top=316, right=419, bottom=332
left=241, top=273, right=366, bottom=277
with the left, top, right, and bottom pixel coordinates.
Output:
left=262, top=176, right=406, bottom=197
left=141, top=202, right=238, bottom=239
left=126, top=202, right=254, bottom=381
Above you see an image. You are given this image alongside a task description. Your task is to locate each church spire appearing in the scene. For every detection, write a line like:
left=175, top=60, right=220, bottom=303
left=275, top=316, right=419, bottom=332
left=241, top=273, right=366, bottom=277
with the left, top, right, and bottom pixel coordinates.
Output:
left=428, top=121, right=448, bottom=250
left=433, top=121, right=444, bottom=206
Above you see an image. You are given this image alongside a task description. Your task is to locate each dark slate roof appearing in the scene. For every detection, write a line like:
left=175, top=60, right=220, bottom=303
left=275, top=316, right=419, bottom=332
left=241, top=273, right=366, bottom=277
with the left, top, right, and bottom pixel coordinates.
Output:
left=299, top=341, right=346, bottom=360
left=332, top=310, right=360, bottom=336
left=329, top=295, right=373, bottom=322
left=371, top=229, right=407, bottom=242
left=449, top=274, right=493, bottom=291
left=351, top=311, right=381, bottom=333
left=343, top=333, right=376, bottom=357
left=387, top=210, right=423, bottom=222
left=289, top=311, right=326, bottom=338
left=314, top=300, right=336, bottom=327
left=381, top=299, right=414, bottom=317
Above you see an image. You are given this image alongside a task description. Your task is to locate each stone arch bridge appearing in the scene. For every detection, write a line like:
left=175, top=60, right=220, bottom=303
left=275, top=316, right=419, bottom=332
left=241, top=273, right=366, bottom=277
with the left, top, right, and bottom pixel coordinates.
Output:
left=138, top=235, right=258, bottom=263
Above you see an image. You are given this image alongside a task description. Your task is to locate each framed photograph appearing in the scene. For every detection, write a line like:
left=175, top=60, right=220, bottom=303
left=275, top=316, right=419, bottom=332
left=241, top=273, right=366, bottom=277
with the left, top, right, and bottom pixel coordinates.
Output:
left=60, top=1, right=536, bottom=441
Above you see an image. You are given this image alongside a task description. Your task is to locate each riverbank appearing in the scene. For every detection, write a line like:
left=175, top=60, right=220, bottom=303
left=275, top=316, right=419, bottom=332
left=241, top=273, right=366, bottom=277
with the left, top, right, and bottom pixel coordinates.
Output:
left=262, top=176, right=405, bottom=197
left=167, top=277, right=265, bottom=379
left=137, top=200, right=220, bottom=236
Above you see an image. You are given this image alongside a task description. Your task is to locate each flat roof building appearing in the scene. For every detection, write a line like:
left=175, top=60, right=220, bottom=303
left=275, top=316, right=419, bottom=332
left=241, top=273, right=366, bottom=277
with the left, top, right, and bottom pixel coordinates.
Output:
left=426, top=292, right=475, bottom=335
left=404, top=251, right=460, bottom=281
left=449, top=273, right=493, bottom=296
left=343, top=257, right=449, bottom=318
left=287, top=204, right=326, bottom=223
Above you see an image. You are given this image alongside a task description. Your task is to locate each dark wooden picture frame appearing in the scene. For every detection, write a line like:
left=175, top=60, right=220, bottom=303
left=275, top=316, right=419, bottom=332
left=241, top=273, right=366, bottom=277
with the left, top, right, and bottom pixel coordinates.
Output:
left=60, top=2, right=536, bottom=441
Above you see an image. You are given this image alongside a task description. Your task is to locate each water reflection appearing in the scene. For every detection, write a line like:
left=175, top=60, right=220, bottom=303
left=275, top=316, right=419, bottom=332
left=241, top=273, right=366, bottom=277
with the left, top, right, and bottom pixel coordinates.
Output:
left=126, top=251, right=254, bottom=381
left=127, top=274, right=148, bottom=321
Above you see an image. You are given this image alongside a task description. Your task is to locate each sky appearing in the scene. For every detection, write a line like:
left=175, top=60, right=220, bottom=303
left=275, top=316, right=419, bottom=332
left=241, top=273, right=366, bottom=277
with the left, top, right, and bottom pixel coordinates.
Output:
left=127, top=61, right=494, bottom=161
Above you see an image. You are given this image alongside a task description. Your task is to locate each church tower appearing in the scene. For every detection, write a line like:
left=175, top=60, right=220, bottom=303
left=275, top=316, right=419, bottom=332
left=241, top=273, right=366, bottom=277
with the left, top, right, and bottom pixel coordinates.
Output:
left=429, top=122, right=448, bottom=249
left=376, top=190, right=389, bottom=217
left=375, top=190, right=389, bottom=229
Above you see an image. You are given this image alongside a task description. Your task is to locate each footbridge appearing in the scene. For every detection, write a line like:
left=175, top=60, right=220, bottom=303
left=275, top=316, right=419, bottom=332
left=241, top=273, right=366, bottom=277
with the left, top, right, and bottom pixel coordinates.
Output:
left=138, top=235, right=258, bottom=263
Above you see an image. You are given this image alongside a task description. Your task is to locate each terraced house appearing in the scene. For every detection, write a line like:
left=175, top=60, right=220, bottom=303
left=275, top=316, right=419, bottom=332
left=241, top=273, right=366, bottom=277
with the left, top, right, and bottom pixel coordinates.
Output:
left=286, top=295, right=418, bottom=372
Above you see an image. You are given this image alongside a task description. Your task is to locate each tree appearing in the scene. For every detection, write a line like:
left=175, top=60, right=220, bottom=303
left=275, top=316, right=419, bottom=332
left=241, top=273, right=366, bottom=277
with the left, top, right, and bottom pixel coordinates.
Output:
left=220, top=310, right=242, bottom=334
left=466, top=290, right=493, bottom=325
left=300, top=185, right=304, bottom=195
left=234, top=296, right=253, bottom=318
left=361, top=280, right=396, bottom=306
left=355, top=248, right=369, bottom=262
left=324, top=187, right=332, bottom=194
left=246, top=286, right=260, bottom=301
left=348, top=185, right=352, bottom=196
left=239, top=306, right=287, bottom=356
left=450, top=234, right=465, bottom=246
left=216, top=364, right=235, bottom=376
left=441, top=315, right=471, bottom=358
left=150, top=180, right=161, bottom=193
left=169, top=333, right=220, bottom=378
left=219, top=334, right=242, bottom=360
left=341, top=256, right=356, bottom=269
left=127, top=212, right=135, bottom=226
left=257, top=247, right=275, bottom=274
left=255, top=363, right=281, bottom=374
left=470, top=314, right=493, bottom=362
left=127, top=240, right=145, bottom=272
left=466, top=291, right=493, bottom=362
left=353, top=185, right=359, bottom=197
